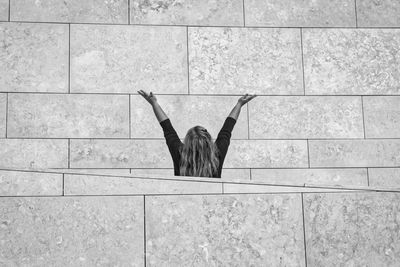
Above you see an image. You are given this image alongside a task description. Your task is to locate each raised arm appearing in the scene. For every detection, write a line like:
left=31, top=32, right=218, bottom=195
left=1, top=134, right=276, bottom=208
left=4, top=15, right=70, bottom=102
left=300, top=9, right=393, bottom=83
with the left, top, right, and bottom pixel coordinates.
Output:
left=228, top=93, right=258, bottom=120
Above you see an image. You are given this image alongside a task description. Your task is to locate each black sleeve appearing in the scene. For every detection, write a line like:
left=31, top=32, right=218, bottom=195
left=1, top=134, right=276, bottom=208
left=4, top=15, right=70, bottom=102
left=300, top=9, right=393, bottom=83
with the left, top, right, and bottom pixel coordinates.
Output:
left=215, top=116, right=237, bottom=163
left=160, top=118, right=183, bottom=160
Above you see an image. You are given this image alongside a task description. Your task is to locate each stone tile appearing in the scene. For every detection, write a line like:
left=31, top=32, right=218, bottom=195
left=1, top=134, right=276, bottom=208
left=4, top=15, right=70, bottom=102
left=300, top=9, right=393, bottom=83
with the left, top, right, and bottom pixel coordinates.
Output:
left=251, top=168, right=368, bottom=186
left=146, top=194, right=305, bottom=266
left=10, top=0, right=128, bottom=23
left=0, top=196, right=144, bottom=265
left=8, top=93, right=129, bottom=138
left=249, top=96, right=364, bottom=139
left=54, top=168, right=131, bottom=176
left=71, top=24, right=187, bottom=94
left=303, top=29, right=400, bottom=95
left=357, top=0, right=400, bottom=27
left=0, top=139, right=68, bottom=169
left=224, top=140, right=308, bottom=168
left=64, top=174, right=222, bottom=195
left=0, top=22, right=68, bottom=93
left=0, top=0, right=8, bottom=21
left=71, top=139, right=308, bottom=168
left=363, top=96, right=400, bottom=138
left=130, top=168, right=251, bottom=181
left=0, top=93, right=5, bottom=137
left=131, top=95, right=248, bottom=139
left=245, top=0, right=355, bottom=27
left=130, top=0, right=243, bottom=26
left=368, top=168, right=400, bottom=188
left=0, top=170, right=62, bottom=196
left=224, top=183, right=361, bottom=193
left=309, top=139, right=400, bottom=167
left=304, top=192, right=400, bottom=266
left=189, top=27, right=303, bottom=95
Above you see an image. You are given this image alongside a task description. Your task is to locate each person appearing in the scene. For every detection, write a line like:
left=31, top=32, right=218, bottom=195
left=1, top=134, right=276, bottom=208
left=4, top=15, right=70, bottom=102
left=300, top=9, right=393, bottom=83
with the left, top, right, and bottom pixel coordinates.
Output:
left=137, top=90, right=257, bottom=178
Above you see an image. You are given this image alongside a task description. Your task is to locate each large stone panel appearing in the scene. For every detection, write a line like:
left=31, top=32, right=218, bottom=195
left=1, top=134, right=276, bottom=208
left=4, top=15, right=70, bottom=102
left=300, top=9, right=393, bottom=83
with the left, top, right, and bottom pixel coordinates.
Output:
left=304, top=192, right=400, bottom=266
left=357, top=0, right=400, bottom=27
left=130, top=0, right=243, bottom=26
left=8, top=93, right=129, bottom=138
left=0, top=93, right=5, bottom=137
left=131, top=95, right=248, bottom=139
left=71, top=24, right=187, bottom=94
left=0, top=139, right=68, bottom=169
left=0, top=22, right=68, bottom=93
left=146, top=194, right=305, bottom=266
left=249, top=96, right=363, bottom=138
left=10, top=0, right=128, bottom=23
left=244, top=0, right=355, bottom=27
left=189, top=27, right=303, bottom=95
left=309, top=139, right=400, bottom=167
left=303, top=29, right=400, bottom=95
left=368, top=168, right=400, bottom=188
left=0, top=196, right=144, bottom=266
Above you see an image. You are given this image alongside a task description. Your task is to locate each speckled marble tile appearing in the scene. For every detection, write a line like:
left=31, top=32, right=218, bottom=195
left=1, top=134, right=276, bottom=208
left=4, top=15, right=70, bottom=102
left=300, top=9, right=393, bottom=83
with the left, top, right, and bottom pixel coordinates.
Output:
left=189, top=27, right=303, bottom=95
left=364, top=96, right=400, bottom=138
left=130, top=168, right=251, bottom=181
left=0, top=0, right=8, bottom=21
left=304, top=192, right=400, bottom=266
left=64, top=174, right=222, bottom=195
left=309, top=139, right=400, bottom=167
left=8, top=93, right=129, bottom=138
left=54, top=168, right=131, bottom=176
left=357, top=0, right=400, bottom=27
left=0, top=170, right=62, bottom=196
left=0, top=22, right=68, bottom=93
left=0, top=93, right=5, bottom=137
left=131, top=95, right=248, bottom=139
left=0, top=139, right=68, bottom=169
left=146, top=194, right=305, bottom=266
left=130, top=0, right=243, bottom=26
left=245, top=0, right=355, bottom=27
left=0, top=196, right=144, bottom=266
left=10, top=0, right=128, bottom=23
left=369, top=168, right=400, bottom=188
left=303, top=29, right=400, bottom=95
left=71, top=139, right=308, bottom=168
left=71, top=24, right=187, bottom=94
left=224, top=140, right=308, bottom=168
left=249, top=96, right=363, bottom=139
left=251, top=168, right=368, bottom=186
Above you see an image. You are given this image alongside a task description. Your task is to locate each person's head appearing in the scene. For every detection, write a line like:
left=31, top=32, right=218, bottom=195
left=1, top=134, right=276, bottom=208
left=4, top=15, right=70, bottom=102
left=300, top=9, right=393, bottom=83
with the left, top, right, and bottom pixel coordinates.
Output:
left=179, top=125, right=220, bottom=178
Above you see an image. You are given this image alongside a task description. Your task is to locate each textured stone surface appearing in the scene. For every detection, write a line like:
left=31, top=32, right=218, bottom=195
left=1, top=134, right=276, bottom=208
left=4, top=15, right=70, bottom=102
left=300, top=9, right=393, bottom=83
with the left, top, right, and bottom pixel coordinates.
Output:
left=0, top=170, right=62, bottom=196
left=363, top=96, right=400, bottom=138
left=71, top=139, right=308, bottom=168
left=146, top=194, right=305, bottom=266
left=309, top=140, right=400, bottom=167
left=0, top=0, right=8, bottom=21
left=357, top=0, right=400, bottom=27
left=0, top=196, right=144, bottom=266
left=130, top=0, right=243, bottom=26
left=8, top=93, right=129, bottom=138
left=303, top=29, right=400, bottom=95
left=10, top=0, right=128, bottom=23
left=0, top=93, right=5, bottom=137
left=0, top=22, right=68, bottom=93
left=304, top=192, right=400, bottom=266
left=131, top=95, right=248, bottom=139
left=71, top=24, right=187, bottom=94
left=251, top=168, right=368, bottom=186
left=189, top=27, right=303, bottom=95
left=245, top=0, right=355, bottom=27
left=223, top=183, right=359, bottom=193
left=369, top=168, right=400, bottom=188
left=0, top=139, right=68, bottom=168
left=130, top=168, right=251, bottom=181
left=54, top=168, right=131, bottom=176
left=249, top=96, right=363, bottom=139
left=64, top=174, right=222, bottom=195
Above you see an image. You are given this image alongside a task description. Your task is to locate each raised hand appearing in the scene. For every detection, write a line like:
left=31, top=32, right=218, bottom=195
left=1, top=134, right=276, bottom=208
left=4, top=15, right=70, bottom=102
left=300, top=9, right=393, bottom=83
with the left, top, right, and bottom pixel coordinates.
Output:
left=137, top=90, right=157, bottom=105
left=238, top=93, right=257, bottom=106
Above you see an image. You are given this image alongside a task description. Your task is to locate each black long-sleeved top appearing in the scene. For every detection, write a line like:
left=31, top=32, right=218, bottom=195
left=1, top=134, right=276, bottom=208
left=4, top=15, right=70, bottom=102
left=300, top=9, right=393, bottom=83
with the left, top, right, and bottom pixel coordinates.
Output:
left=159, top=117, right=237, bottom=178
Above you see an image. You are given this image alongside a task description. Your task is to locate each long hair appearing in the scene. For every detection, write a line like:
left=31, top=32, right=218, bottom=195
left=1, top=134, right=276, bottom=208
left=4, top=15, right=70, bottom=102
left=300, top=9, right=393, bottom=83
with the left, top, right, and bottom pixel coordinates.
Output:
left=179, top=125, right=220, bottom=177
